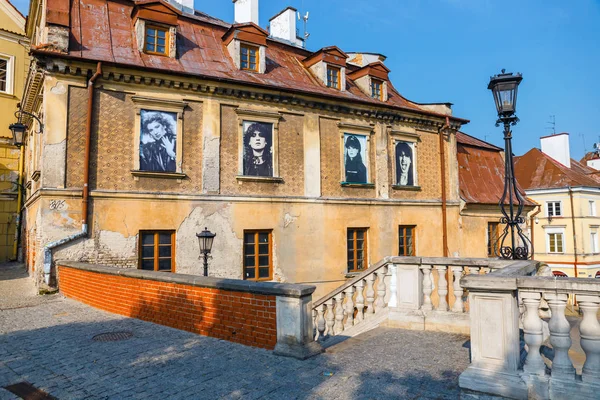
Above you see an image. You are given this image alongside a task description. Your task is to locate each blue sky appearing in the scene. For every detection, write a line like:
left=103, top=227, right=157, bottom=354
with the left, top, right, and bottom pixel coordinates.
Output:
left=11, top=0, right=600, bottom=159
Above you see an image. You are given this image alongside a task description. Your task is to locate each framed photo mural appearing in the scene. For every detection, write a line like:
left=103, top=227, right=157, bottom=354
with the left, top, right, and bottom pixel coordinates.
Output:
left=394, top=140, right=416, bottom=186
left=242, top=120, right=274, bottom=177
left=343, top=133, right=368, bottom=183
left=139, top=110, right=178, bottom=173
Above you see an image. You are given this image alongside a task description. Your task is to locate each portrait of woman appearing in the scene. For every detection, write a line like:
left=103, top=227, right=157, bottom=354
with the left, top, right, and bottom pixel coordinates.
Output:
left=344, top=134, right=367, bottom=183
left=243, top=121, right=273, bottom=177
left=395, top=141, right=414, bottom=186
left=140, top=110, right=177, bottom=172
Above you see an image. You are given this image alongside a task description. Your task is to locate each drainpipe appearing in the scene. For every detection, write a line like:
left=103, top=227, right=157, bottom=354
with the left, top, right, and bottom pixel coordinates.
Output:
left=43, top=62, right=101, bottom=285
left=438, top=116, right=450, bottom=257
left=12, top=145, right=25, bottom=260
left=569, top=186, right=578, bottom=278
left=529, top=204, right=541, bottom=260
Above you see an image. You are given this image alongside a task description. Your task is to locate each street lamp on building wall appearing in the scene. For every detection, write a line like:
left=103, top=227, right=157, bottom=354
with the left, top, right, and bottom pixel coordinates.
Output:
left=197, top=227, right=216, bottom=276
left=8, top=108, right=44, bottom=147
left=488, top=69, right=530, bottom=260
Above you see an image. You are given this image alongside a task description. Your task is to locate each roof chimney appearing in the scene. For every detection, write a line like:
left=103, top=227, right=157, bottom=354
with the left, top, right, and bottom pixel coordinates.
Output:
left=269, top=7, right=304, bottom=47
left=167, top=0, right=194, bottom=14
left=541, top=133, right=571, bottom=168
left=233, top=0, right=259, bottom=25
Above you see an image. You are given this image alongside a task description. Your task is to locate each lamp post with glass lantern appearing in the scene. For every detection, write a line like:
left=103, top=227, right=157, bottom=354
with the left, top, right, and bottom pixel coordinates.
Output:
left=488, top=69, right=530, bottom=260
left=196, top=227, right=216, bottom=276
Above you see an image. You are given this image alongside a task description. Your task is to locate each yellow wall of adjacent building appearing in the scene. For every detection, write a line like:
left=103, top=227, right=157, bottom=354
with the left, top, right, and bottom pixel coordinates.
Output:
left=529, top=189, right=600, bottom=278
left=0, top=0, right=28, bottom=261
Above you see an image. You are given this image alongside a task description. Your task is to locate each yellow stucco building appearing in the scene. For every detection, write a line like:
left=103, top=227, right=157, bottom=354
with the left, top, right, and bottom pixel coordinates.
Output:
left=17, top=0, right=516, bottom=296
left=0, top=0, right=28, bottom=262
left=516, top=133, right=600, bottom=278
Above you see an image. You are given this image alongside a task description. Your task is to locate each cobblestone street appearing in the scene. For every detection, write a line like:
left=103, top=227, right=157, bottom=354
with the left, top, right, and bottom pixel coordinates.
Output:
left=1, top=264, right=470, bottom=399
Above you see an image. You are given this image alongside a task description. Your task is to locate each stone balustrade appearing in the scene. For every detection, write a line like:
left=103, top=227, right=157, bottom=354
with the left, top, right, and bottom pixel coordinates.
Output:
left=459, top=260, right=600, bottom=400
left=312, top=257, right=515, bottom=345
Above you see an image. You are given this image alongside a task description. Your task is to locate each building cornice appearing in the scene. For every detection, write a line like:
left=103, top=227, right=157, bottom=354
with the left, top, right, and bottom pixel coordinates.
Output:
left=526, top=186, right=600, bottom=196
left=32, top=53, right=467, bottom=131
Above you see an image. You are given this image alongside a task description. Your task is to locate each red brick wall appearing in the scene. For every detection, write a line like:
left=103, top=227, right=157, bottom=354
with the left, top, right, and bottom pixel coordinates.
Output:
left=58, top=266, right=278, bottom=349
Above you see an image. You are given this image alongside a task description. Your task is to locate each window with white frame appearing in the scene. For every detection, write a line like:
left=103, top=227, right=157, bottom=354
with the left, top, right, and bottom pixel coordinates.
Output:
left=546, top=227, right=565, bottom=253
left=590, top=200, right=596, bottom=216
left=547, top=201, right=562, bottom=217
left=592, top=231, right=599, bottom=254
left=0, top=54, right=14, bottom=95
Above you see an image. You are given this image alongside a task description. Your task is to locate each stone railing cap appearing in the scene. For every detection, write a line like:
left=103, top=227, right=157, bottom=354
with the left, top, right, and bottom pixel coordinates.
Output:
left=518, top=275, right=600, bottom=294
left=57, top=262, right=315, bottom=298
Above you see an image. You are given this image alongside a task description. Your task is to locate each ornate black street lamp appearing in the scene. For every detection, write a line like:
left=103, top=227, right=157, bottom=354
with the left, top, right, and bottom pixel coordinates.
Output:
left=488, top=69, right=530, bottom=260
left=196, top=227, right=216, bottom=276
left=8, top=108, right=44, bottom=147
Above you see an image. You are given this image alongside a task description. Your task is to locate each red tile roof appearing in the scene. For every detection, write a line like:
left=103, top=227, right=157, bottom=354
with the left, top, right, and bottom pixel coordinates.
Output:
left=514, top=148, right=600, bottom=190
left=457, top=132, right=532, bottom=205
left=34, top=0, right=468, bottom=123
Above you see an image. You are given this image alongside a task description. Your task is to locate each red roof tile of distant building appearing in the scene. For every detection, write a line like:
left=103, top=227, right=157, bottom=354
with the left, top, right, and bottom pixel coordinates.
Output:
left=456, top=132, right=533, bottom=205
left=514, top=148, right=600, bottom=190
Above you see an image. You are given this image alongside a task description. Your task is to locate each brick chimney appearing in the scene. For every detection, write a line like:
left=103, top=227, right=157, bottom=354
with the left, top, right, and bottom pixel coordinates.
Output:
left=167, top=0, right=194, bottom=14
left=540, top=133, right=571, bottom=168
left=233, top=0, right=259, bottom=25
left=269, top=7, right=304, bottom=47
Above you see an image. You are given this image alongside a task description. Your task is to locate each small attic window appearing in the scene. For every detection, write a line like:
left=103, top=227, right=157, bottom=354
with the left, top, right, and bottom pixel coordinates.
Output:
left=371, top=78, right=383, bottom=100
left=145, top=25, right=169, bottom=55
left=327, top=66, right=340, bottom=89
left=240, top=43, right=259, bottom=72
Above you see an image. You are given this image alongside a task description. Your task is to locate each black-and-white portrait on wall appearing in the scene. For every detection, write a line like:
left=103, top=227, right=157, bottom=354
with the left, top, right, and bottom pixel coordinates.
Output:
left=395, top=140, right=415, bottom=186
left=243, top=121, right=273, bottom=177
left=344, top=134, right=368, bottom=183
left=140, top=110, right=177, bottom=172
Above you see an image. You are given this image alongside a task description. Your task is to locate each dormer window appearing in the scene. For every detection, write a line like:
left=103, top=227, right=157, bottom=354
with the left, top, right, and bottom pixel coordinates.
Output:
left=303, top=46, right=348, bottom=91
left=145, top=25, right=168, bottom=56
left=327, top=66, right=340, bottom=89
left=347, top=61, right=391, bottom=102
left=240, top=43, right=259, bottom=72
left=132, top=1, right=180, bottom=59
left=371, top=79, right=383, bottom=100
left=223, top=23, right=268, bottom=74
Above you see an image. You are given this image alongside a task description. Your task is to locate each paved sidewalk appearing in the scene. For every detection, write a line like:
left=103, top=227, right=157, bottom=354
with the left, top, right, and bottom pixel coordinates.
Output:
left=0, top=264, right=470, bottom=399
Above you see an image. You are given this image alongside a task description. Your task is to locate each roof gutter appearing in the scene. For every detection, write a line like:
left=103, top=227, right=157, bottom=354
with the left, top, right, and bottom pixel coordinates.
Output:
left=568, top=186, right=578, bottom=278
left=43, top=62, right=101, bottom=285
left=529, top=204, right=542, bottom=260
left=439, top=116, right=451, bottom=257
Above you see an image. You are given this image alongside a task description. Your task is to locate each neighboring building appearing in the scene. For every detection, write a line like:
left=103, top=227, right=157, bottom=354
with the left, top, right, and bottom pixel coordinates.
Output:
left=0, top=0, right=28, bottom=261
left=19, top=0, right=498, bottom=296
left=515, top=133, right=600, bottom=278
left=456, top=132, right=534, bottom=258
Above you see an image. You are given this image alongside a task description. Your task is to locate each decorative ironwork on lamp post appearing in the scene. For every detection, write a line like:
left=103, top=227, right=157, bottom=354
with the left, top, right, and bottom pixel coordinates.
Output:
left=196, top=227, right=216, bottom=276
left=488, top=69, right=530, bottom=260
left=8, top=108, right=44, bottom=147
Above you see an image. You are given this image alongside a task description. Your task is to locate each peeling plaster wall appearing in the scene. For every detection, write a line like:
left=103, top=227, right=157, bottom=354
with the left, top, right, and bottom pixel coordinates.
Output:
left=25, top=75, right=475, bottom=295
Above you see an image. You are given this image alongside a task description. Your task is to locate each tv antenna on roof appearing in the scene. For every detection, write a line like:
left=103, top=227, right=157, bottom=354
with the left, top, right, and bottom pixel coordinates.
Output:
left=546, top=115, right=556, bottom=135
left=296, top=10, right=310, bottom=48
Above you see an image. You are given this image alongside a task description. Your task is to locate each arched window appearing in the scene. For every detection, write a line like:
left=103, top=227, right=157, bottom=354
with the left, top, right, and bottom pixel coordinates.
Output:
left=552, top=271, right=568, bottom=278
left=595, top=271, right=600, bottom=278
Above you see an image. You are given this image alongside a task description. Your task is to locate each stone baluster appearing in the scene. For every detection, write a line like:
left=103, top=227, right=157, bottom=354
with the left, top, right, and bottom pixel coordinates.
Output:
left=333, top=292, right=345, bottom=335
left=480, top=267, right=490, bottom=275
left=521, top=291, right=546, bottom=376
left=420, top=265, right=433, bottom=311
left=374, top=267, right=388, bottom=313
left=316, top=304, right=326, bottom=340
left=451, top=267, right=464, bottom=313
left=545, top=292, right=575, bottom=380
left=365, top=273, right=376, bottom=318
left=388, top=264, right=397, bottom=308
left=313, top=309, right=318, bottom=340
left=325, top=298, right=335, bottom=337
left=436, top=265, right=448, bottom=311
left=344, top=286, right=355, bottom=329
left=578, top=295, right=600, bottom=384
left=355, top=279, right=365, bottom=323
